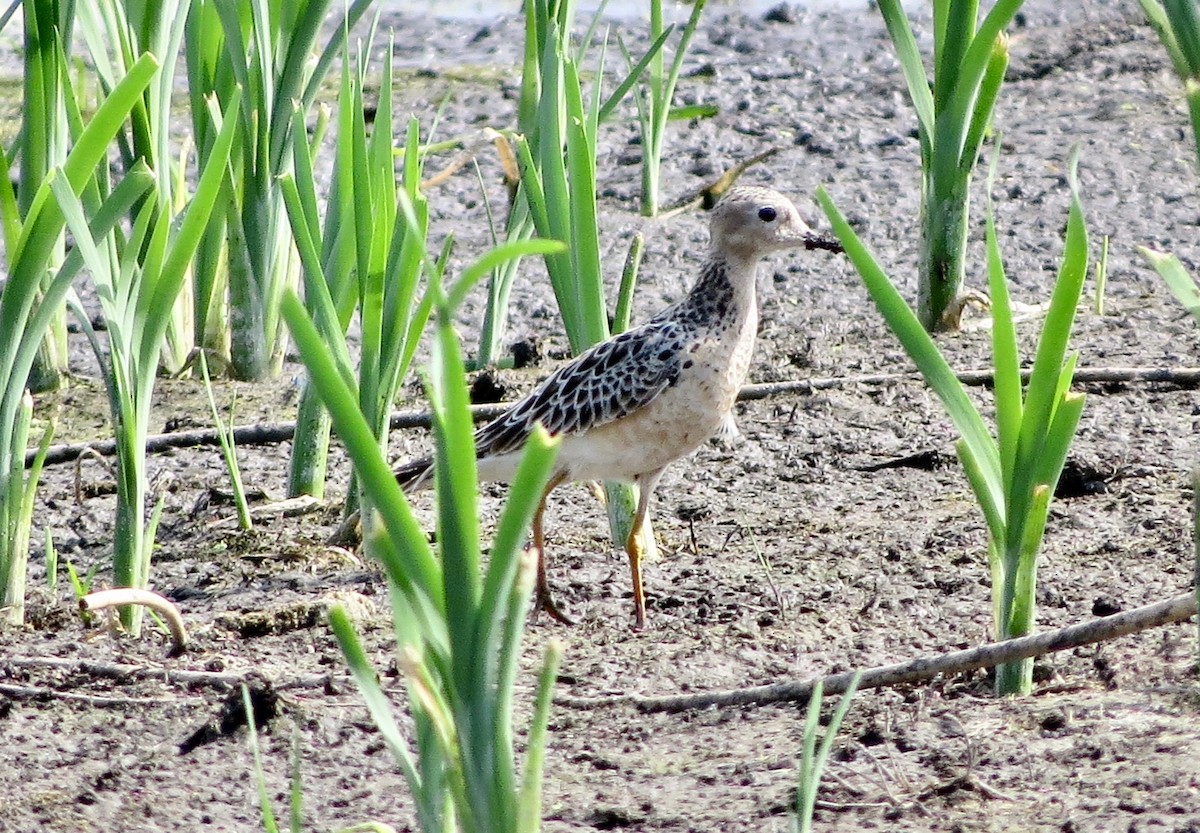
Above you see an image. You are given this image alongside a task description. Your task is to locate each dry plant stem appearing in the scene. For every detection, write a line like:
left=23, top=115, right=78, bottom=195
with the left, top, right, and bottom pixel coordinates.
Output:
left=656, top=147, right=784, bottom=219
left=6, top=595, right=1193, bottom=707
left=0, top=683, right=186, bottom=708
left=0, top=655, right=330, bottom=691
left=30, top=365, right=1200, bottom=469
left=555, top=593, right=1198, bottom=713
left=80, top=588, right=189, bottom=653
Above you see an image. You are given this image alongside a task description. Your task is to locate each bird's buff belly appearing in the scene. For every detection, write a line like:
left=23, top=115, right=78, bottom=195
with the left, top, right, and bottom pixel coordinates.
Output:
left=555, top=381, right=733, bottom=483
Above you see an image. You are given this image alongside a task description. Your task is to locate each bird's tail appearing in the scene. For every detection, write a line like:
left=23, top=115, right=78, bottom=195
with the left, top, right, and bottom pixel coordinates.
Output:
left=395, top=455, right=435, bottom=493
left=327, top=454, right=434, bottom=548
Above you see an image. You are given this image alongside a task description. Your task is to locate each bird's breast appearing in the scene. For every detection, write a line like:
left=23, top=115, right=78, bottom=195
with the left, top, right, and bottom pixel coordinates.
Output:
left=555, top=304, right=758, bottom=483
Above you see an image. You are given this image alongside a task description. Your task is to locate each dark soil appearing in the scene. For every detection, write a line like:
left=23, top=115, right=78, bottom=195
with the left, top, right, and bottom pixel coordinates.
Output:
left=4, top=1, right=1200, bottom=831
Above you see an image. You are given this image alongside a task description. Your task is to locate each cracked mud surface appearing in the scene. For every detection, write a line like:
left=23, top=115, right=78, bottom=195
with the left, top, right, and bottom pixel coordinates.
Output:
left=3, top=1, right=1200, bottom=830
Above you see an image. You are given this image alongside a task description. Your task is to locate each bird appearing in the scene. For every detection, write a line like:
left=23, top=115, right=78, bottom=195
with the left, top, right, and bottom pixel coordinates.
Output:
left=391, top=185, right=841, bottom=628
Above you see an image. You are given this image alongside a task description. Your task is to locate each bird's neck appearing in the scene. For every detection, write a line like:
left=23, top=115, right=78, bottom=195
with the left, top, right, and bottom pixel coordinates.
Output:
left=680, top=251, right=759, bottom=327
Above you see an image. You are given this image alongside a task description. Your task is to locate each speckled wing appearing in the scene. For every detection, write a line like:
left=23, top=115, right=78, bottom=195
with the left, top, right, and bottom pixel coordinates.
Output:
left=474, top=319, right=688, bottom=459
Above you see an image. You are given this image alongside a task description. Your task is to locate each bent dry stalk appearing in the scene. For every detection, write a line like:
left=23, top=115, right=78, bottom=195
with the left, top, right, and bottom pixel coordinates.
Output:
left=818, top=146, right=1090, bottom=696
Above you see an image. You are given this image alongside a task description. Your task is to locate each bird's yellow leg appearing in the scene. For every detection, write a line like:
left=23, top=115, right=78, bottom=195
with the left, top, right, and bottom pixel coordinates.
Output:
left=532, top=473, right=573, bottom=625
left=624, top=472, right=663, bottom=630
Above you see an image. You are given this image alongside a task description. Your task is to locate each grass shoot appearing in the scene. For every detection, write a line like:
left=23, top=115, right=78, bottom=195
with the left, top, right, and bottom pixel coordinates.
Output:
left=284, top=229, right=565, bottom=829
left=876, top=0, right=1024, bottom=331
left=198, top=351, right=252, bottom=530
left=622, top=0, right=708, bottom=216
left=0, top=54, right=159, bottom=625
left=818, top=145, right=1090, bottom=695
left=791, top=672, right=861, bottom=833
left=52, top=88, right=241, bottom=634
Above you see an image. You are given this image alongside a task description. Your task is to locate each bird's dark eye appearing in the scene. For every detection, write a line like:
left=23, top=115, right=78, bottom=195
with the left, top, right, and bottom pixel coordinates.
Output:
left=758, top=206, right=777, bottom=222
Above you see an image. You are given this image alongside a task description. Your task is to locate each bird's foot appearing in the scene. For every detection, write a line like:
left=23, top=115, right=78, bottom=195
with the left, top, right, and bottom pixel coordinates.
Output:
left=327, top=510, right=363, bottom=549
left=533, top=587, right=576, bottom=626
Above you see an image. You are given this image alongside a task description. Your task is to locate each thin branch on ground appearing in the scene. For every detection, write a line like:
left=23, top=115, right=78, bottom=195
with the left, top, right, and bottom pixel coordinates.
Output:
left=0, top=682, right=188, bottom=707
left=1, top=656, right=323, bottom=691
left=3, top=594, right=1194, bottom=710
left=553, top=593, right=1198, bottom=712
left=31, top=365, right=1200, bottom=469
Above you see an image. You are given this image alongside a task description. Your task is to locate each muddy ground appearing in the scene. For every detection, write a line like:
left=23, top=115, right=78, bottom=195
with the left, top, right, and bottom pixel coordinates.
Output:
left=3, top=0, right=1200, bottom=830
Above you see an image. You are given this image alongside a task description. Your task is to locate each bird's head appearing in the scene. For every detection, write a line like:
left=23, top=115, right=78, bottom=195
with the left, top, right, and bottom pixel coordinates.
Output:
left=708, top=185, right=813, bottom=259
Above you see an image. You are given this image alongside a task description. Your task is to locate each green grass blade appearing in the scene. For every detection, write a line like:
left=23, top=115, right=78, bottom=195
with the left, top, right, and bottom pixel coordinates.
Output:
left=943, top=0, right=1023, bottom=156
left=613, top=232, right=644, bottom=333
left=281, top=292, right=443, bottom=604
left=1165, top=0, right=1200, bottom=76
left=300, top=0, right=374, bottom=114
left=956, top=438, right=1006, bottom=544
left=480, top=429, right=559, bottom=784
left=0, top=142, right=20, bottom=255
left=243, top=685, right=281, bottom=833
left=328, top=605, right=425, bottom=793
left=517, top=639, right=564, bottom=833
left=1031, top=388, right=1086, bottom=499
left=1141, top=247, right=1200, bottom=325
left=139, top=87, right=242, bottom=375
left=1005, top=481, right=1051, bottom=637
left=449, top=239, right=567, bottom=314
left=563, top=60, right=607, bottom=348
left=960, top=36, right=1009, bottom=177
left=1011, top=148, right=1088, bottom=504
left=278, top=173, right=357, bottom=388
left=428, top=294, right=483, bottom=644
left=983, top=145, right=1022, bottom=494
left=801, top=671, right=861, bottom=832
left=793, top=678, right=825, bottom=833
left=597, top=24, right=674, bottom=122
left=936, top=0, right=979, bottom=110
left=876, top=0, right=934, bottom=143
left=817, top=186, right=1001, bottom=488
left=1142, top=0, right=1191, bottom=78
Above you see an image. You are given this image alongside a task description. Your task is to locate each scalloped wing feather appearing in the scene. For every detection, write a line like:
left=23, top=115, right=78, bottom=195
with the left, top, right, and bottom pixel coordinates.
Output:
left=473, top=320, right=688, bottom=459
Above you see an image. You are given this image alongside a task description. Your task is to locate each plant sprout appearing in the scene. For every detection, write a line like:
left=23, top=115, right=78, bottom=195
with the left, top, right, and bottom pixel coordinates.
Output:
left=53, top=89, right=242, bottom=635
left=877, top=0, right=1024, bottom=331
left=198, top=351, right=252, bottom=530
left=622, top=0, right=708, bottom=217
left=283, top=228, right=564, bottom=829
left=818, top=145, right=1090, bottom=695
left=475, top=0, right=669, bottom=367
left=185, top=0, right=373, bottom=381
left=0, top=54, right=160, bottom=625
left=282, top=36, right=435, bottom=505
left=1141, top=0, right=1200, bottom=169
left=17, top=0, right=73, bottom=392
left=75, top=0, right=202, bottom=375
left=791, top=672, right=861, bottom=833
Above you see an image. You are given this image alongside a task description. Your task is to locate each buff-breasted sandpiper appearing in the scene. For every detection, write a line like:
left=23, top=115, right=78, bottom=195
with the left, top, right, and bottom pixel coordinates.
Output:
left=395, top=185, right=840, bottom=628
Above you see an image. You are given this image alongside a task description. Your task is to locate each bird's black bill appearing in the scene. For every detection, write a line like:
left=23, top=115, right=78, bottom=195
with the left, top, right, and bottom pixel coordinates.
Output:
left=802, top=232, right=845, bottom=254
